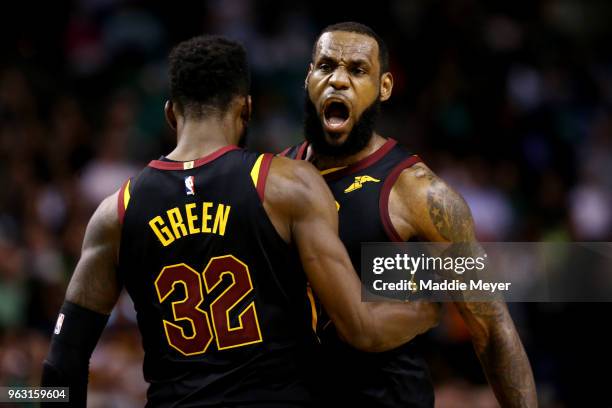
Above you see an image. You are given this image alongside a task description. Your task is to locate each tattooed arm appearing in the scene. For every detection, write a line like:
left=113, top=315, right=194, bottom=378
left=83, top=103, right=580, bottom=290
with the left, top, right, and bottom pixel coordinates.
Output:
left=389, top=163, right=537, bottom=408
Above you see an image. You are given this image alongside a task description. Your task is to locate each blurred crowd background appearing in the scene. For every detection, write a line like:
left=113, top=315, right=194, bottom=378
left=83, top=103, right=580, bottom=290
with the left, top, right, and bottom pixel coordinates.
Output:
left=1, top=0, right=611, bottom=407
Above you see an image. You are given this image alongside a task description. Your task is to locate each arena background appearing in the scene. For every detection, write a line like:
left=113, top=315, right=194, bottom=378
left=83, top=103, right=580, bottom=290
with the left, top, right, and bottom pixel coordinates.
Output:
left=1, top=0, right=611, bottom=406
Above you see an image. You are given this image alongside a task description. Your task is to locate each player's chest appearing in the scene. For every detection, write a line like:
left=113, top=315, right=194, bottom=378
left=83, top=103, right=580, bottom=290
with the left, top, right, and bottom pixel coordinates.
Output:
left=326, top=173, right=389, bottom=243
left=325, top=170, right=418, bottom=243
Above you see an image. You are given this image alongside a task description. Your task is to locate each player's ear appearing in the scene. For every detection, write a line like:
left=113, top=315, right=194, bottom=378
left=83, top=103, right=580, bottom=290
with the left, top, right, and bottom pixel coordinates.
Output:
left=305, top=63, right=313, bottom=89
left=164, top=100, right=177, bottom=131
left=379, top=72, right=393, bottom=102
left=241, top=95, right=252, bottom=123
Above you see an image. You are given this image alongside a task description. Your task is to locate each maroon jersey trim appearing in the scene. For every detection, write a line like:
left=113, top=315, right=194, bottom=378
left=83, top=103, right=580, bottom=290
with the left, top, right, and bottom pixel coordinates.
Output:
left=278, top=146, right=291, bottom=157
left=379, top=155, right=423, bottom=242
left=296, top=141, right=309, bottom=160
left=147, top=145, right=240, bottom=170
left=322, top=138, right=398, bottom=181
left=256, top=153, right=274, bottom=201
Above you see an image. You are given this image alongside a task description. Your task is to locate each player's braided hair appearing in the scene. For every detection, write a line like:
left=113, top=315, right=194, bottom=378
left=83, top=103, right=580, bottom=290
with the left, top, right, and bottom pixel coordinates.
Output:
left=169, top=35, right=250, bottom=118
left=313, top=22, right=389, bottom=73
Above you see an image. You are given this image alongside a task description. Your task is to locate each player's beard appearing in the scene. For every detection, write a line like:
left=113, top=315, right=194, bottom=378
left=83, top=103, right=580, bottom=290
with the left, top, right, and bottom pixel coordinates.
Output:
left=303, top=94, right=380, bottom=158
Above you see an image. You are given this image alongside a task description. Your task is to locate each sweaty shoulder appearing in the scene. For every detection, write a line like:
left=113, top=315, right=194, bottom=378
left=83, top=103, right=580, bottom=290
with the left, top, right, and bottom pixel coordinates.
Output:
left=388, top=162, right=475, bottom=242
left=262, top=156, right=337, bottom=243
left=83, top=190, right=122, bottom=250
left=87, top=190, right=122, bottom=270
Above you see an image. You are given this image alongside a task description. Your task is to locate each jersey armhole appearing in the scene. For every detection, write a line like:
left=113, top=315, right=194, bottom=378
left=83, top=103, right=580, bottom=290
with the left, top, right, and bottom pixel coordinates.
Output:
left=278, top=147, right=291, bottom=157
left=277, top=141, right=308, bottom=160
left=296, top=141, right=308, bottom=160
left=379, top=155, right=422, bottom=242
left=250, top=153, right=274, bottom=202
left=117, top=178, right=132, bottom=226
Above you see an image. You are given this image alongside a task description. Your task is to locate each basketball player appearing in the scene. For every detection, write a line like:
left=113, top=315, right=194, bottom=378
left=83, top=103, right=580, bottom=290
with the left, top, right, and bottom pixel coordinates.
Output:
left=40, top=35, right=441, bottom=407
left=280, top=22, right=537, bottom=407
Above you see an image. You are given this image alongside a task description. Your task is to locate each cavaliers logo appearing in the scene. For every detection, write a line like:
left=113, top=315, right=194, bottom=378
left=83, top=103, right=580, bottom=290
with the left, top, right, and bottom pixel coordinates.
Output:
left=344, top=175, right=381, bottom=193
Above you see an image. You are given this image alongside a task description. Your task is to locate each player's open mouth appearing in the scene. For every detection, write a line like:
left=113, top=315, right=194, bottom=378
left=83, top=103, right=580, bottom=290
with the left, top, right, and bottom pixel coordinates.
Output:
left=322, top=100, right=351, bottom=133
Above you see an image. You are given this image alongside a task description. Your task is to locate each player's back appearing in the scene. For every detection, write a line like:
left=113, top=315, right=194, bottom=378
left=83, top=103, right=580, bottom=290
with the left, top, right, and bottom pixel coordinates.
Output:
left=117, top=146, right=316, bottom=407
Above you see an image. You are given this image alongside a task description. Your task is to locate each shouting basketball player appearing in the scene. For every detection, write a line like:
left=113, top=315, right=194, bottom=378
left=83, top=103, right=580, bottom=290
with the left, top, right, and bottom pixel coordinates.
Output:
left=281, top=22, right=537, bottom=408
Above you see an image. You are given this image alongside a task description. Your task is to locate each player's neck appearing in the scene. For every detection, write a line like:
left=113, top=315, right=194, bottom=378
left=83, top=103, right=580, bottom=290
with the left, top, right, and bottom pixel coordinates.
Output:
left=310, top=133, right=387, bottom=170
left=166, top=117, right=238, bottom=161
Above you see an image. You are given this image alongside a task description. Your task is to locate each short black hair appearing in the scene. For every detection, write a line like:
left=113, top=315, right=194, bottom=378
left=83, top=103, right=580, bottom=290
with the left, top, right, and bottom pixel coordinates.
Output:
left=169, top=35, right=250, bottom=118
left=312, top=22, right=389, bottom=73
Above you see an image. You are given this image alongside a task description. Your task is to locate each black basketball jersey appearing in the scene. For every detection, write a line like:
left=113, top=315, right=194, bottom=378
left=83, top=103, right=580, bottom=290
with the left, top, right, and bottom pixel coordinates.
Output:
left=117, top=146, right=316, bottom=407
left=280, top=138, right=435, bottom=408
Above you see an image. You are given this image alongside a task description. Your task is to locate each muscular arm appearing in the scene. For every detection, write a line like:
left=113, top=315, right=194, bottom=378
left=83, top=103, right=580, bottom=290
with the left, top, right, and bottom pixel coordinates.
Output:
left=41, top=191, right=122, bottom=406
left=65, top=191, right=123, bottom=313
left=390, top=163, right=537, bottom=407
left=263, top=157, right=439, bottom=352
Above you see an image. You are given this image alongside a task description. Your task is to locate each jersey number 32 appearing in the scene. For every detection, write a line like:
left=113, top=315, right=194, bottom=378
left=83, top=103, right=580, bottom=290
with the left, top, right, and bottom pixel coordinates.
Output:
left=154, top=255, right=263, bottom=356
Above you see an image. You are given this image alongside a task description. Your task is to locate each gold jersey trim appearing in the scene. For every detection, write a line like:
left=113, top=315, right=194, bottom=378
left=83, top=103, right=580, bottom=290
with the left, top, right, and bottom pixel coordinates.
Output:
left=124, top=179, right=131, bottom=210
left=250, top=154, right=265, bottom=188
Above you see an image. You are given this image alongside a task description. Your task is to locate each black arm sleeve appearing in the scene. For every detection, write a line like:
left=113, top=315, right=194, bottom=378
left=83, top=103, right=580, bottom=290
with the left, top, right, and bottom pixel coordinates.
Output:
left=41, top=301, right=109, bottom=407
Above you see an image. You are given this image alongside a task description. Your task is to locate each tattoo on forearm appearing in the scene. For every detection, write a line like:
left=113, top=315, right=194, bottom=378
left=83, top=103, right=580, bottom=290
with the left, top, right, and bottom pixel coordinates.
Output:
left=460, top=302, right=537, bottom=407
